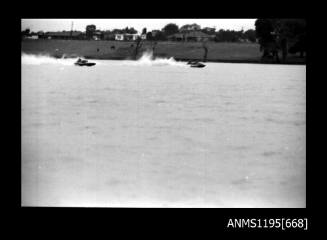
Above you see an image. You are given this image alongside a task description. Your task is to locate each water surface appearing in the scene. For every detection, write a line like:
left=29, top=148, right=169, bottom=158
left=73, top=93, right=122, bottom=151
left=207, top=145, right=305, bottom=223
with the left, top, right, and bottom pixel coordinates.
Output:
left=21, top=54, right=306, bottom=207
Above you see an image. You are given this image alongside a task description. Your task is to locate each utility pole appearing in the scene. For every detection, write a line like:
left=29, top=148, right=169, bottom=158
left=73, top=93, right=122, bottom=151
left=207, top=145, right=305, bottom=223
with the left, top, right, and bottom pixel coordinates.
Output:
left=70, top=21, right=74, bottom=39
left=202, top=41, right=208, bottom=62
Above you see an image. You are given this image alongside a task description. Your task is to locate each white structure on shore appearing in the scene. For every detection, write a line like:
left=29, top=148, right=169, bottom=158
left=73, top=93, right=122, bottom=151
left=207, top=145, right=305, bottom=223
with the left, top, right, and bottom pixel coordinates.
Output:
left=115, top=33, right=146, bottom=41
left=115, top=33, right=138, bottom=41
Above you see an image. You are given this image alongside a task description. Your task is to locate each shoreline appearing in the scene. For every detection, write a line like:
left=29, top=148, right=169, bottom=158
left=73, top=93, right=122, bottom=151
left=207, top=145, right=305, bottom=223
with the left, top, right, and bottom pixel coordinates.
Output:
left=74, top=55, right=307, bottom=65
left=22, top=39, right=306, bottom=66
left=22, top=52, right=306, bottom=66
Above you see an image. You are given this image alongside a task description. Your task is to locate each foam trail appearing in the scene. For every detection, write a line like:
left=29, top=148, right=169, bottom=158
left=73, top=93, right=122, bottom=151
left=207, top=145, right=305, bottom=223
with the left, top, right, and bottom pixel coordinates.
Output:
left=21, top=53, right=95, bottom=66
left=123, top=50, right=186, bottom=67
left=22, top=53, right=78, bottom=65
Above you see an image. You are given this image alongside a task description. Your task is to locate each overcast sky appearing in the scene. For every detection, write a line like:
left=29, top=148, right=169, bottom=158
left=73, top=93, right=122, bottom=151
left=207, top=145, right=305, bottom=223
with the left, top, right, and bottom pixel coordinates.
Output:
left=22, top=19, right=256, bottom=33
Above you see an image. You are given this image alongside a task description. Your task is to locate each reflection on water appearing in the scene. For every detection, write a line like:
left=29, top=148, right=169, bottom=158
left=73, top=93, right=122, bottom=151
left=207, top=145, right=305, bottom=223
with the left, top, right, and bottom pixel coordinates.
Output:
left=21, top=54, right=306, bottom=207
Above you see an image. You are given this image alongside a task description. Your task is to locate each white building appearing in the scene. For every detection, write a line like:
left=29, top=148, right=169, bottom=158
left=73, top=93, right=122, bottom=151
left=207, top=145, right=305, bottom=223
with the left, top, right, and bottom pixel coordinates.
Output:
left=126, top=34, right=139, bottom=41
left=140, top=34, right=147, bottom=40
left=25, top=35, right=38, bottom=39
left=115, top=34, right=124, bottom=41
left=115, top=33, right=141, bottom=41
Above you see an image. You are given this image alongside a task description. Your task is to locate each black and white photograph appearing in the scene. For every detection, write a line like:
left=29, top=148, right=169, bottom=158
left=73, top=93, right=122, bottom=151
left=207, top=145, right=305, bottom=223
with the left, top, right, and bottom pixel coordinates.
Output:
left=21, top=18, right=306, bottom=208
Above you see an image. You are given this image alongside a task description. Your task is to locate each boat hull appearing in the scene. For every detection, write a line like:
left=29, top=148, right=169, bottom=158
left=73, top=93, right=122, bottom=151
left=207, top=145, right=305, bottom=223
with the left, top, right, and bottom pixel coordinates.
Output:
left=74, top=62, right=96, bottom=67
left=190, top=64, right=205, bottom=68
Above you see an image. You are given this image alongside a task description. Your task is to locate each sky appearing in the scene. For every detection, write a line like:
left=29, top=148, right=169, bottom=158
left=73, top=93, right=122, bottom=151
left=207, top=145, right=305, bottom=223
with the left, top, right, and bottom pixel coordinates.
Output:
left=22, top=19, right=256, bottom=33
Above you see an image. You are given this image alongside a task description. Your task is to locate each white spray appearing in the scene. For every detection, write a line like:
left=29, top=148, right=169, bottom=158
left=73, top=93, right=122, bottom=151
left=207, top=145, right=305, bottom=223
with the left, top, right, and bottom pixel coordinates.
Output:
left=21, top=53, right=100, bottom=66
left=21, top=53, right=81, bottom=66
left=123, top=50, right=186, bottom=67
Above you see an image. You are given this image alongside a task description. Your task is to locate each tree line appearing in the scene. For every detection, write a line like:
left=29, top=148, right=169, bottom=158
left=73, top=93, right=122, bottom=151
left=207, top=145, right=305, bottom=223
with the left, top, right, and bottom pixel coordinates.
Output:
left=145, top=23, right=256, bottom=42
left=22, top=19, right=306, bottom=60
left=255, top=19, right=306, bottom=61
left=22, top=23, right=257, bottom=43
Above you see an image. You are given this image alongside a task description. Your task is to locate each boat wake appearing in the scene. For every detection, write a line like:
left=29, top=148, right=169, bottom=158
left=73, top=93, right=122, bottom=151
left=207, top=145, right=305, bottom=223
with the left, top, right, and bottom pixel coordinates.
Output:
left=123, top=50, right=186, bottom=67
left=22, top=53, right=86, bottom=66
left=21, top=51, right=184, bottom=67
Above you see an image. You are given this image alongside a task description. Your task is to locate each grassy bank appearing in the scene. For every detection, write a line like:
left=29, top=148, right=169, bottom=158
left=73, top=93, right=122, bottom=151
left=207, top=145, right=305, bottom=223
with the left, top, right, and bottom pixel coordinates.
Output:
left=21, top=39, right=306, bottom=64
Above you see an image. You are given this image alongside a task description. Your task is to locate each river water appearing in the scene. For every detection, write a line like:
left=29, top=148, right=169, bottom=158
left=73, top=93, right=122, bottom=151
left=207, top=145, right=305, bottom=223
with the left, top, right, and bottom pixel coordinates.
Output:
left=21, top=54, right=306, bottom=207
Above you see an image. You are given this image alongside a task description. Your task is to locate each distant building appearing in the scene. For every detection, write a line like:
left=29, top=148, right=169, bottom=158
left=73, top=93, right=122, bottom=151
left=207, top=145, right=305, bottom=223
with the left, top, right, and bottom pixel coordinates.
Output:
left=25, top=35, right=38, bottom=40
left=140, top=34, right=147, bottom=40
left=115, top=34, right=124, bottom=41
left=168, top=31, right=215, bottom=42
left=124, top=34, right=139, bottom=41
left=92, top=30, right=103, bottom=40
left=115, top=33, right=140, bottom=41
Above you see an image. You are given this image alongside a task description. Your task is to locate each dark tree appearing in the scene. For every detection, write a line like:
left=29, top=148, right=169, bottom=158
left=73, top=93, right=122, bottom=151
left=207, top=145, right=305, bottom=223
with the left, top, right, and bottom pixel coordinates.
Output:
left=124, top=27, right=137, bottom=34
left=255, top=19, right=306, bottom=61
left=255, top=18, right=306, bottom=45
left=180, top=23, right=201, bottom=32
left=142, top=28, right=147, bottom=35
left=86, top=25, right=96, bottom=39
left=276, top=19, right=306, bottom=39
left=132, top=28, right=138, bottom=34
left=278, top=19, right=306, bottom=57
left=153, top=31, right=167, bottom=41
left=129, top=27, right=138, bottom=34
left=162, top=23, right=179, bottom=36
left=255, top=19, right=274, bottom=44
left=146, top=30, right=167, bottom=41
left=215, top=30, right=239, bottom=42
left=289, top=33, right=306, bottom=57
left=244, top=29, right=256, bottom=42
left=112, top=29, right=123, bottom=34
left=21, top=28, right=30, bottom=36
left=146, top=32, right=153, bottom=40
left=255, top=19, right=281, bottom=62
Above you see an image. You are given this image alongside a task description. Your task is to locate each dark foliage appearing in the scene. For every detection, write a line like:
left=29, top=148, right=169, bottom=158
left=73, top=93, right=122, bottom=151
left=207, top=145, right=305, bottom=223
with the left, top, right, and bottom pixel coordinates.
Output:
left=86, top=25, right=96, bottom=39
left=255, top=19, right=306, bottom=60
left=162, top=23, right=179, bottom=37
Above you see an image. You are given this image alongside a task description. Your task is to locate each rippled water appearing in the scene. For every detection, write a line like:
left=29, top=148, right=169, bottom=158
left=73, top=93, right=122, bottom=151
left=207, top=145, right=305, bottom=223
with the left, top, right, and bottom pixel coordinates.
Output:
left=21, top=54, right=306, bottom=207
